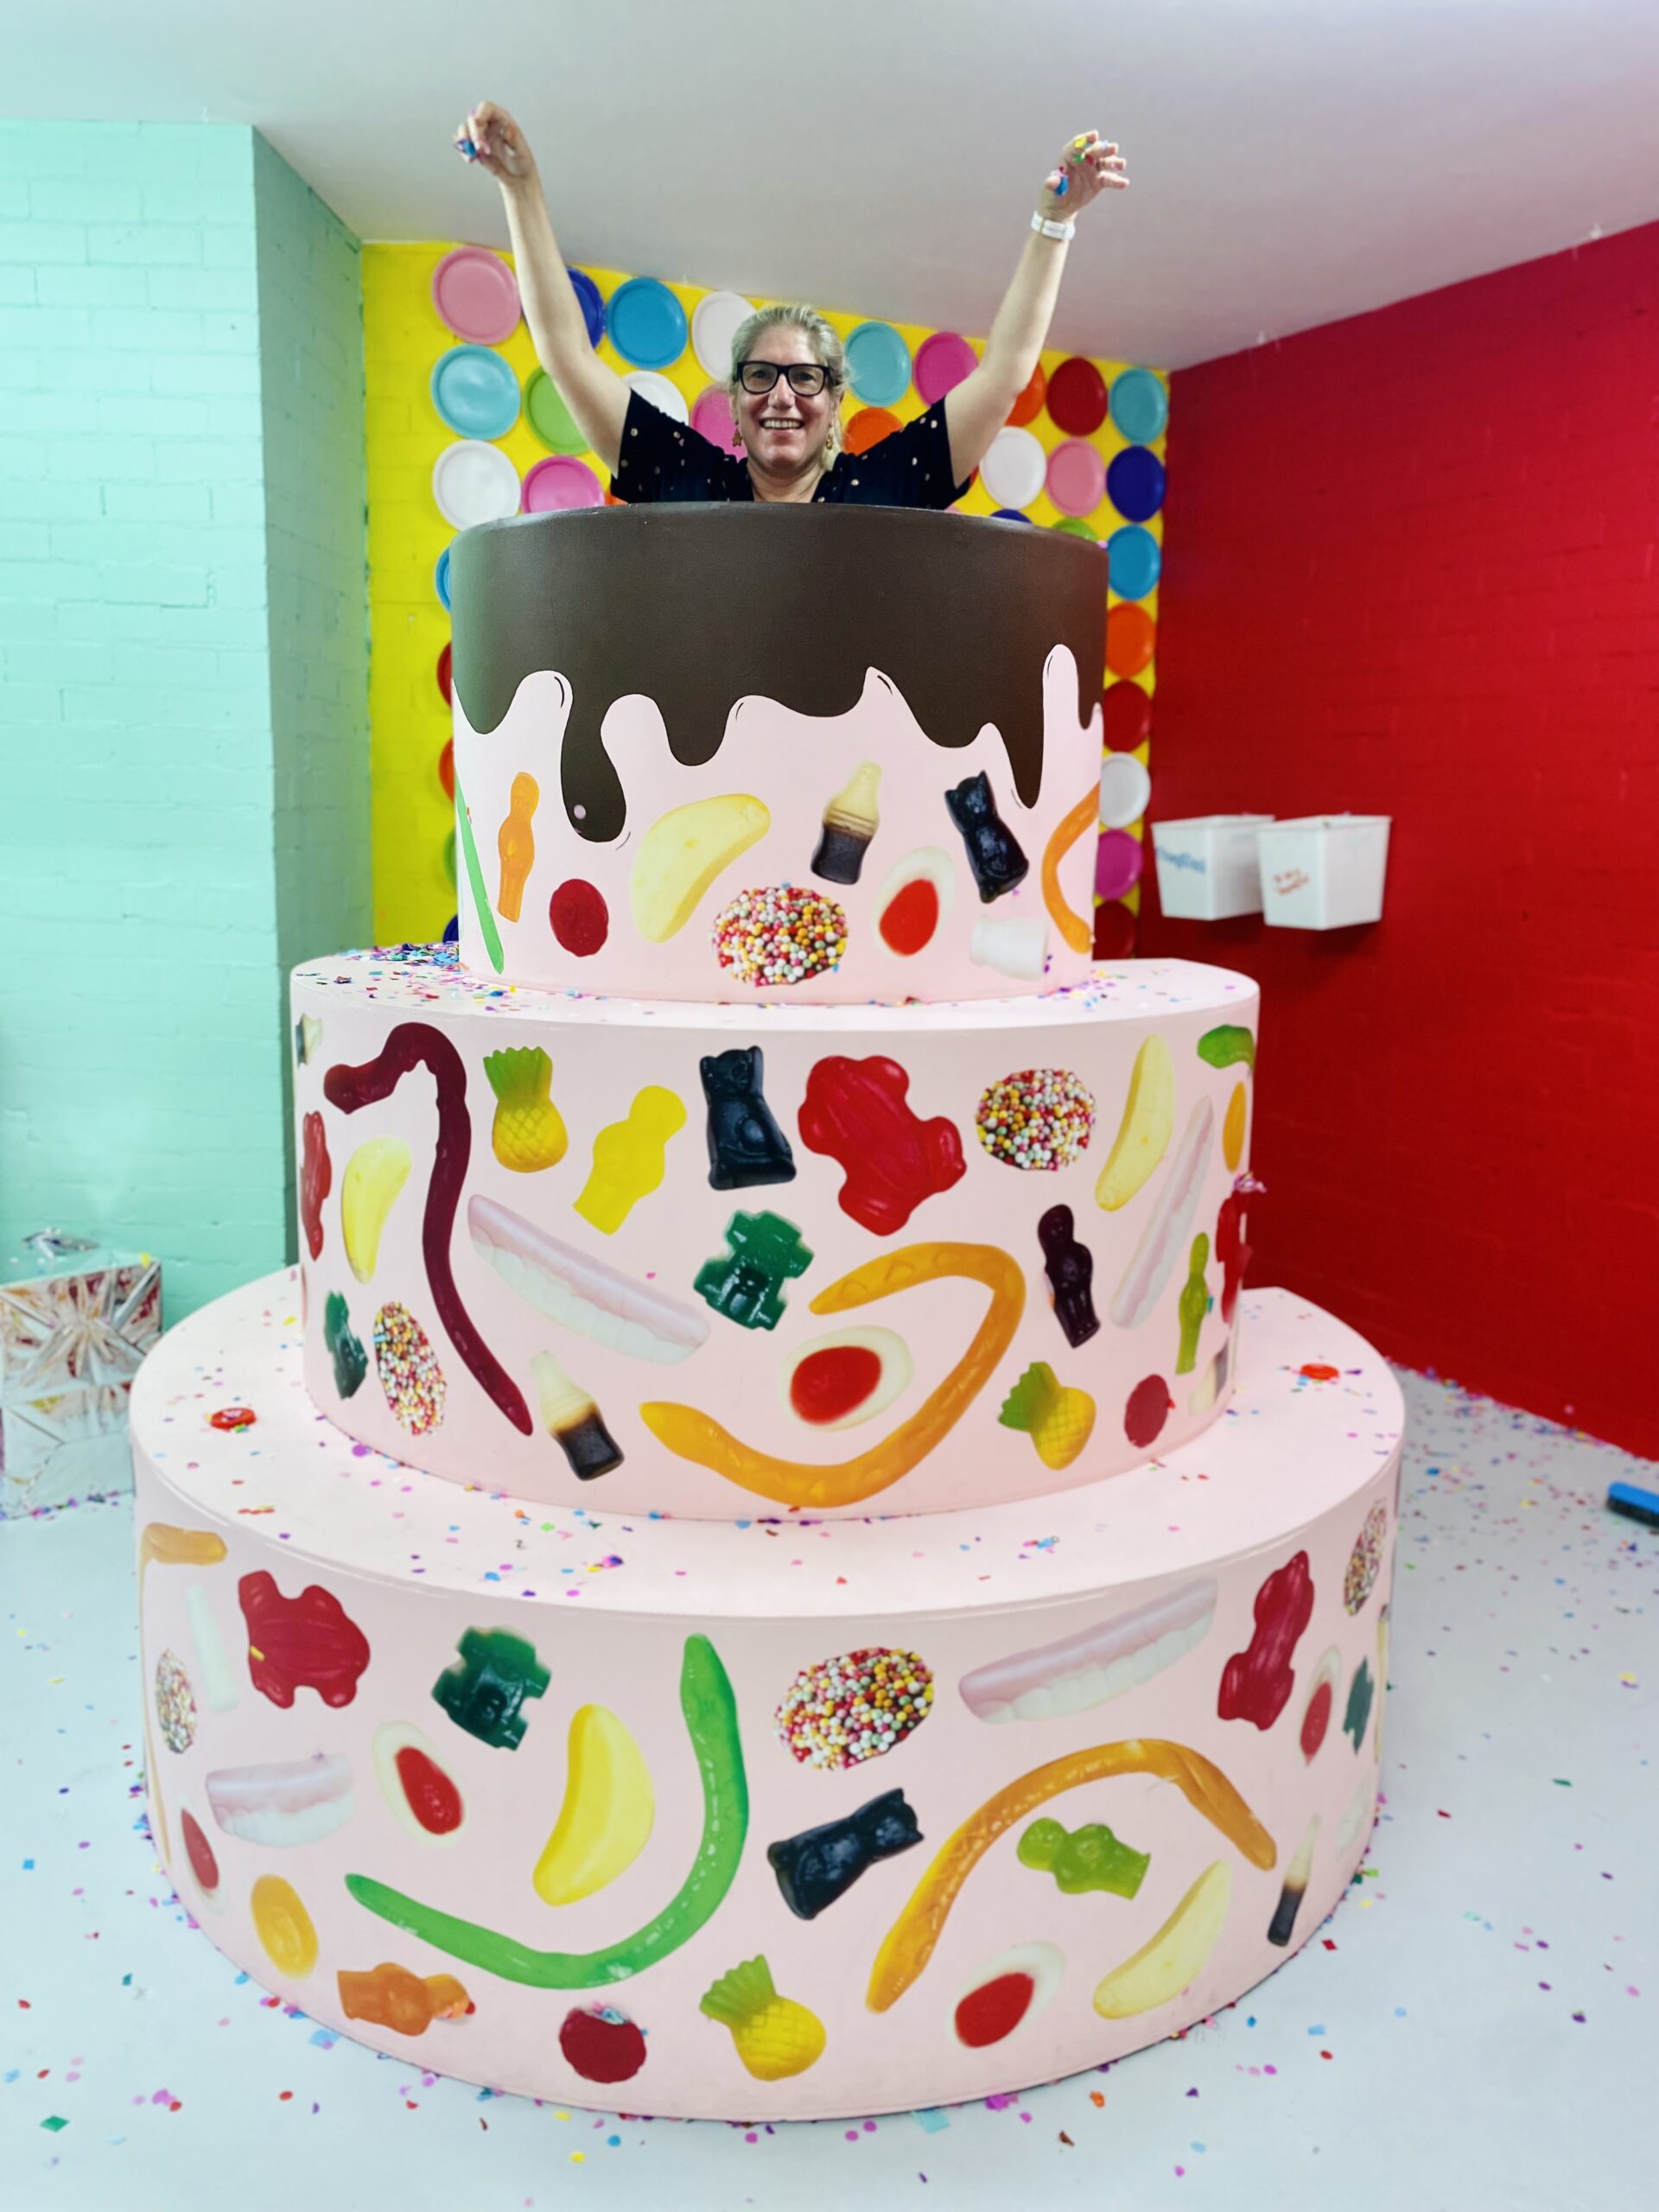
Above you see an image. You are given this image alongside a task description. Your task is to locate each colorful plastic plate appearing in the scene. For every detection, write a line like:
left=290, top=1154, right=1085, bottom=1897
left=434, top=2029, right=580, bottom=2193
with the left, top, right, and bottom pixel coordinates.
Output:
left=1108, top=524, right=1161, bottom=601
left=914, top=330, right=977, bottom=405
left=431, top=246, right=521, bottom=344
left=1107, top=443, right=1165, bottom=522
left=1093, top=898, right=1138, bottom=961
left=1105, top=602, right=1157, bottom=679
left=1109, top=368, right=1169, bottom=443
left=1007, top=363, right=1046, bottom=427
left=1099, top=751, right=1153, bottom=830
left=430, top=345, right=520, bottom=441
left=1046, top=437, right=1106, bottom=518
left=434, top=545, right=452, bottom=611
left=979, top=426, right=1046, bottom=511
left=431, top=440, right=521, bottom=529
left=607, top=277, right=688, bottom=370
left=521, top=455, right=604, bottom=513
left=567, top=267, right=606, bottom=349
left=843, top=321, right=912, bottom=407
left=525, top=367, right=588, bottom=454
left=1049, top=516, right=1097, bottom=541
left=625, top=370, right=690, bottom=423
left=1095, top=828, right=1145, bottom=901
left=436, top=641, right=452, bottom=705
left=1046, top=356, right=1109, bottom=436
left=691, top=385, right=736, bottom=448
left=691, top=289, right=754, bottom=381
left=845, top=406, right=900, bottom=455
left=990, top=506, right=1033, bottom=524
left=1102, top=679, right=1153, bottom=752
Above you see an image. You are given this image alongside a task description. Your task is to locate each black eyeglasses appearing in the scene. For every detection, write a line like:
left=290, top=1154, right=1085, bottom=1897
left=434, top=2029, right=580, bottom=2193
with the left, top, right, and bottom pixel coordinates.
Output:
left=736, top=360, right=836, bottom=397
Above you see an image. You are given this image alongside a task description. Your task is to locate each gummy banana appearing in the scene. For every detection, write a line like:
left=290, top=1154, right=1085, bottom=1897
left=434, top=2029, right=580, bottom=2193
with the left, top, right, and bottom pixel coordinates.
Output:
left=1096, top=1035, right=1174, bottom=1212
left=1091, top=1859, right=1232, bottom=2018
left=630, top=794, right=770, bottom=944
left=534, top=1704, right=655, bottom=1905
left=342, top=1136, right=412, bottom=1283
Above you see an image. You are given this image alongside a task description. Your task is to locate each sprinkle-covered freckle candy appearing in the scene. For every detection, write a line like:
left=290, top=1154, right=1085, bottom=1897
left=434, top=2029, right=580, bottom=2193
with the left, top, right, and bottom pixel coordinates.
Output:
left=1344, top=1501, right=1388, bottom=1613
left=155, top=1649, right=198, bottom=1753
left=374, top=1301, right=448, bottom=1435
left=774, top=1647, right=935, bottom=1770
left=712, top=886, right=849, bottom=988
left=976, top=1069, right=1096, bottom=1171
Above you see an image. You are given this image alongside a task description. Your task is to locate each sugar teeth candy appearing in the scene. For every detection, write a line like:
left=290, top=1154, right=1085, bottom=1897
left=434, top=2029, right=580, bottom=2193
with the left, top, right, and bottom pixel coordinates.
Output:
left=533, top=1704, right=655, bottom=1905
left=1017, top=1816, right=1150, bottom=1899
left=531, top=1349, right=623, bottom=1478
left=1267, top=1815, right=1319, bottom=1947
left=700, top=1046, right=796, bottom=1191
left=338, top=1961, right=473, bottom=2034
left=323, top=1290, right=368, bottom=1399
left=811, top=758, right=881, bottom=883
left=699, top=1955, right=826, bottom=2082
left=372, top=1722, right=466, bottom=1846
left=1299, top=1647, right=1341, bottom=1763
left=205, top=1751, right=353, bottom=1847
left=944, top=771, right=1029, bottom=901
left=999, top=1360, right=1097, bottom=1470
left=342, top=1135, right=412, bottom=1283
left=300, top=1111, right=331, bottom=1262
left=798, top=1055, right=965, bottom=1236
left=1096, top=1035, right=1174, bottom=1212
left=779, top=1325, right=912, bottom=1432
left=484, top=1046, right=567, bottom=1173
left=774, top=1647, right=934, bottom=1770
left=631, top=793, right=770, bottom=944
left=238, top=1570, right=371, bottom=1710
left=251, top=1873, right=319, bottom=1980
left=694, top=1210, right=813, bottom=1332
left=874, top=847, right=955, bottom=957
left=957, top=1580, right=1218, bottom=1726
left=1109, top=1097, right=1215, bottom=1330
left=1037, top=1204, right=1100, bottom=1347
left=1176, top=1233, right=1212, bottom=1374
left=469, top=1193, right=712, bottom=1364
left=953, top=1941, right=1065, bottom=2049
left=432, top=1627, right=550, bottom=1750
left=767, top=1788, right=924, bottom=1920
left=574, top=1084, right=686, bottom=1233
left=1091, top=1859, right=1232, bottom=2018
left=559, top=2005, right=647, bottom=2084
left=496, top=771, right=538, bottom=922
left=1217, top=1550, right=1314, bottom=1730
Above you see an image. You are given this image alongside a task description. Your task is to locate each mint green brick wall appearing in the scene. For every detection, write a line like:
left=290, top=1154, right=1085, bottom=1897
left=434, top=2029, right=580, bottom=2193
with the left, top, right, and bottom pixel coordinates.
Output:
left=0, top=123, right=369, bottom=1316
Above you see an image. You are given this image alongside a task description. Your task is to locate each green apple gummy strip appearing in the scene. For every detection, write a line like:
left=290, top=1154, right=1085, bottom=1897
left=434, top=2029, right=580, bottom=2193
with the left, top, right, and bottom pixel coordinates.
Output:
left=454, top=766, right=505, bottom=974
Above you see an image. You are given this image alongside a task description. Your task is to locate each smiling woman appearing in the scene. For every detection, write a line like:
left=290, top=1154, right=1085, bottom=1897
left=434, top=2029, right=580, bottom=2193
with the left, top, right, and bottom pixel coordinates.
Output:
left=454, top=99, right=1129, bottom=507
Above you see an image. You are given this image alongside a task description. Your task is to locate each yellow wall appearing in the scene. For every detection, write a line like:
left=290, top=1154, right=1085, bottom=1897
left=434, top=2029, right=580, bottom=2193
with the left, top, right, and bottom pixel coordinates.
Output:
left=364, top=244, right=1162, bottom=947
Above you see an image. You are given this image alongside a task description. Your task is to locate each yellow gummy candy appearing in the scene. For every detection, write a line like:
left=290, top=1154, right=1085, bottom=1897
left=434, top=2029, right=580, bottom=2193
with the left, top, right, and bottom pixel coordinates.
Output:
left=1091, top=1859, right=1232, bottom=2019
left=532, top=1704, right=655, bottom=1906
left=630, top=794, right=770, bottom=944
left=251, top=1874, right=318, bottom=1980
left=484, top=1046, right=568, bottom=1173
left=700, top=1955, right=827, bottom=2082
left=342, top=1136, right=412, bottom=1282
left=497, top=772, right=538, bottom=923
left=574, top=1086, right=686, bottom=1234
left=1096, top=1035, right=1175, bottom=1212
left=1223, top=1081, right=1248, bottom=1172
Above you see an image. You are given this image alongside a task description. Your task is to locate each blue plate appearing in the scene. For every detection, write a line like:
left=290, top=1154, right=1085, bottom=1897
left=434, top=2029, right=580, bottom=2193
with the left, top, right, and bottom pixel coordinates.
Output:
left=607, top=277, right=688, bottom=370
left=844, top=321, right=912, bottom=407
left=1109, top=368, right=1169, bottom=444
left=989, top=507, right=1033, bottom=524
left=435, top=545, right=452, bottom=611
left=1107, top=443, right=1166, bottom=522
left=566, top=266, right=606, bottom=349
left=1108, top=524, right=1161, bottom=600
left=431, top=345, right=520, bottom=440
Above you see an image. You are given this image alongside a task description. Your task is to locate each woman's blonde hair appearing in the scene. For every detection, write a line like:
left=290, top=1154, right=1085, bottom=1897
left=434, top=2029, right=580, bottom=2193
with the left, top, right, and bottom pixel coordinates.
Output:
left=727, top=302, right=847, bottom=467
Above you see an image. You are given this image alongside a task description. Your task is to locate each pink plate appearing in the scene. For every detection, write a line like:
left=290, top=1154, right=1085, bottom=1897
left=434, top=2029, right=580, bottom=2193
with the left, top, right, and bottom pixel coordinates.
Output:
left=913, top=331, right=977, bottom=405
left=691, top=385, right=736, bottom=450
left=521, top=455, right=604, bottom=513
left=431, top=246, right=522, bottom=345
left=1046, top=437, right=1107, bottom=518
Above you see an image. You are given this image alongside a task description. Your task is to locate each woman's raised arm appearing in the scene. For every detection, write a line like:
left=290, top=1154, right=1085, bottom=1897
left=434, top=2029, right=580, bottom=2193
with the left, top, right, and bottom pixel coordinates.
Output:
left=944, top=132, right=1129, bottom=486
left=456, top=101, right=631, bottom=475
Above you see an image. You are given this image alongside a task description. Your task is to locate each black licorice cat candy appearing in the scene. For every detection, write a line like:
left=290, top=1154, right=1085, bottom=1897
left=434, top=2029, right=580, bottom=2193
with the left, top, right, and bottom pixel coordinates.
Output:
left=767, top=1789, right=923, bottom=1920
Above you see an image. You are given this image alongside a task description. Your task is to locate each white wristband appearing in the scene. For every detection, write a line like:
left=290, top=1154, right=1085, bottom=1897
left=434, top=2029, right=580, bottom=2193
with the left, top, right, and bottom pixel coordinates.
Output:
left=1032, top=213, right=1077, bottom=242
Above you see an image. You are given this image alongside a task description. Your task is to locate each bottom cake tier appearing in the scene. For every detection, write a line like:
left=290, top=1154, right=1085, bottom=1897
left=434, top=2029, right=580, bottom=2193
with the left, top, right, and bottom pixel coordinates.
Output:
left=131, top=1274, right=1401, bottom=2123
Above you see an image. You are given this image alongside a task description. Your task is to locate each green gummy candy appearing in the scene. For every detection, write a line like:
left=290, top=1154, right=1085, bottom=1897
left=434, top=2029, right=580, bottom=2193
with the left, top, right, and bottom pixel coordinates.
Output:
left=1017, top=1816, right=1149, bottom=1899
left=1197, top=1024, right=1255, bottom=1071
left=1343, top=1659, right=1375, bottom=1750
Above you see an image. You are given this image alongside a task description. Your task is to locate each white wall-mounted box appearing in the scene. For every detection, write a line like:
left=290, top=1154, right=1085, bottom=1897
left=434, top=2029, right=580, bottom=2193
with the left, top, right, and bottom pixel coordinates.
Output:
left=1150, top=815, right=1276, bottom=919
left=1256, top=815, right=1391, bottom=930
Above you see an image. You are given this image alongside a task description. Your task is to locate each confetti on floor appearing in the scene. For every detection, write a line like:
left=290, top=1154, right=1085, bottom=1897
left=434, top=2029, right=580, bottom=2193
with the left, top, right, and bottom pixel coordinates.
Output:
left=1, top=1366, right=1652, bottom=2209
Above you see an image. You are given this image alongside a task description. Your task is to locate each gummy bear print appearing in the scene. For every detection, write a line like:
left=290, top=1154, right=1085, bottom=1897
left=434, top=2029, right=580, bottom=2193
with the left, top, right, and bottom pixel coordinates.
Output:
left=1217, top=1551, right=1314, bottom=1729
left=1017, top=1816, right=1149, bottom=1899
left=238, top=1571, right=371, bottom=1710
left=700, top=1046, right=796, bottom=1191
left=798, top=1056, right=965, bottom=1235
left=944, top=771, right=1029, bottom=901
left=338, top=1962, right=473, bottom=2034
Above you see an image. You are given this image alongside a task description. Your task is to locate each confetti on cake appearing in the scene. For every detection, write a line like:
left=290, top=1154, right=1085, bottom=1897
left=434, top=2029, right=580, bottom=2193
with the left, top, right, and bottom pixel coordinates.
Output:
left=975, top=1068, right=1096, bottom=1171
left=712, top=886, right=848, bottom=988
left=774, top=1647, right=935, bottom=1770
left=373, top=1301, right=448, bottom=1436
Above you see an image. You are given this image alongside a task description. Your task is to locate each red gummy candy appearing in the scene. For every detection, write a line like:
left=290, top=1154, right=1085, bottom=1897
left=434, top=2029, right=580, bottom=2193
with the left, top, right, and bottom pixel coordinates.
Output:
left=238, top=1570, right=371, bottom=1710
left=559, top=2005, right=646, bottom=2084
left=209, top=1407, right=257, bottom=1433
left=1217, top=1550, right=1314, bottom=1730
left=181, top=1807, right=219, bottom=1894
left=394, top=1744, right=464, bottom=1838
left=798, top=1055, right=965, bottom=1236
left=791, top=1343, right=884, bottom=1426
left=955, top=1971, right=1035, bottom=2049
left=301, top=1111, right=331, bottom=1261
left=550, top=878, right=609, bottom=957
left=1300, top=1679, right=1334, bottom=1761
left=1124, top=1374, right=1172, bottom=1450
left=1216, top=1174, right=1262, bottom=1325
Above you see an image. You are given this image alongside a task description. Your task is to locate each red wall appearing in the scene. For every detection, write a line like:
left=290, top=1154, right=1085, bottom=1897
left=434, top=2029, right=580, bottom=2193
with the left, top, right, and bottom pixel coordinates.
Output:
left=1141, top=220, right=1659, bottom=1460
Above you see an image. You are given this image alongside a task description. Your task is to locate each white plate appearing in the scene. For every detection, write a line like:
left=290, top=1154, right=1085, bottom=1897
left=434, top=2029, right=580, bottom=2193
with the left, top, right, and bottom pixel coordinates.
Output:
left=690, top=289, right=754, bottom=382
left=979, top=426, right=1047, bottom=512
left=625, top=370, right=690, bottom=424
left=1098, top=751, right=1153, bottom=830
left=431, top=440, right=521, bottom=529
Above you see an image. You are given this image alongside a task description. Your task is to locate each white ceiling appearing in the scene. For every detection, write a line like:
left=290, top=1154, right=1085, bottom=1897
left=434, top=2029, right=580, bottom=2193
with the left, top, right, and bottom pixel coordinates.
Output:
left=13, top=0, right=1659, bottom=367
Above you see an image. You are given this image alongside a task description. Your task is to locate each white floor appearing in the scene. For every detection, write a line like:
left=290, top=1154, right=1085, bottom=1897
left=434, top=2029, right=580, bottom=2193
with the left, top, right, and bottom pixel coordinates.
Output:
left=3, top=1369, right=1655, bottom=2212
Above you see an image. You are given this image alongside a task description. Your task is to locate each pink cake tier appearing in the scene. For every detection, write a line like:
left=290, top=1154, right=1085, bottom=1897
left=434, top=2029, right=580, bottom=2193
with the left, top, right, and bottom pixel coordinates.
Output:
left=448, top=507, right=1108, bottom=1004
left=292, top=946, right=1260, bottom=1518
left=133, top=1272, right=1399, bottom=2124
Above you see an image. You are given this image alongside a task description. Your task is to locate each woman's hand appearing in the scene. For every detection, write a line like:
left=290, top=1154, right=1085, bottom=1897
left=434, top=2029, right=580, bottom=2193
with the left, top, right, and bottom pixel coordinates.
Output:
left=1038, top=130, right=1128, bottom=219
left=454, top=101, right=539, bottom=194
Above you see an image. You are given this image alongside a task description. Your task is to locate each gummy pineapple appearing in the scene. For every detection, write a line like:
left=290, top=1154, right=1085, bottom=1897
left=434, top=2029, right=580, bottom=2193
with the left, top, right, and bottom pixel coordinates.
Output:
left=999, top=1360, right=1097, bottom=1471
left=699, top=1955, right=827, bottom=2082
left=484, top=1047, right=567, bottom=1173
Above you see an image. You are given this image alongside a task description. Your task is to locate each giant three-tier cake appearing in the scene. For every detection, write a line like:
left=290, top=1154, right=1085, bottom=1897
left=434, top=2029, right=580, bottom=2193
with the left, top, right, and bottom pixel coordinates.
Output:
left=132, top=508, right=1401, bottom=2120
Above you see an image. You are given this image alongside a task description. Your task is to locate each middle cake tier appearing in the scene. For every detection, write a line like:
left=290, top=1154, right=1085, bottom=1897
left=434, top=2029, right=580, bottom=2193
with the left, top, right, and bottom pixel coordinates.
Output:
left=294, top=946, right=1260, bottom=1519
